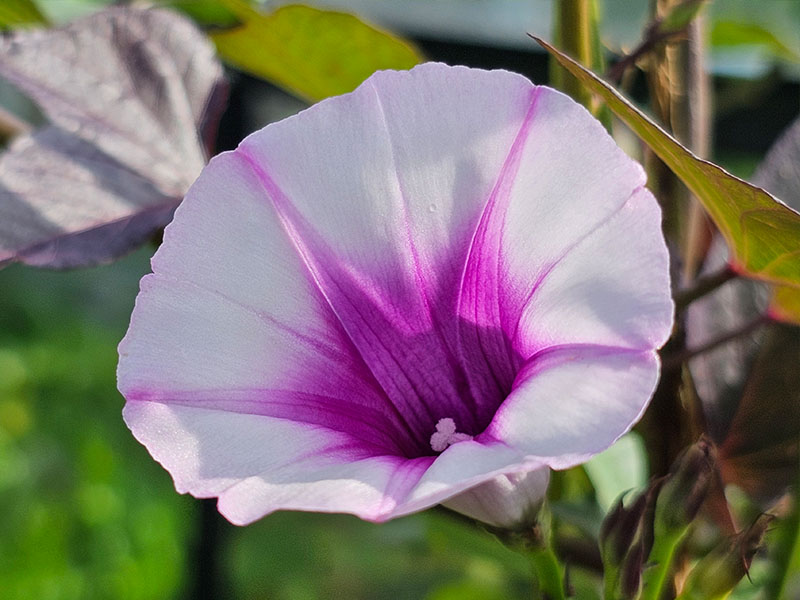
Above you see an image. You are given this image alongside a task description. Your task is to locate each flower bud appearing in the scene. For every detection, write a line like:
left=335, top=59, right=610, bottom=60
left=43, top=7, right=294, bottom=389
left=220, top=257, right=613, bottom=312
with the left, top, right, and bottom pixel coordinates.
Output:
left=620, top=536, right=646, bottom=600
left=442, top=468, right=550, bottom=529
left=655, top=438, right=715, bottom=535
left=601, top=489, right=648, bottom=565
left=600, top=479, right=664, bottom=599
left=679, top=513, right=773, bottom=599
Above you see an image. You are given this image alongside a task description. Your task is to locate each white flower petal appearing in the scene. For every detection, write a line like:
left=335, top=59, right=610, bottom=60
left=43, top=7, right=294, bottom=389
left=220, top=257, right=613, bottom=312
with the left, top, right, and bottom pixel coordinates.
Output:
left=515, top=186, right=674, bottom=354
left=487, top=347, right=660, bottom=469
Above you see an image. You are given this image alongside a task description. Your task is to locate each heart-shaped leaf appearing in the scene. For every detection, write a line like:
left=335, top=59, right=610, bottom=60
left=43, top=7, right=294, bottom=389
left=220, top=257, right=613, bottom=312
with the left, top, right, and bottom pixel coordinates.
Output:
left=205, top=0, right=422, bottom=102
left=534, top=36, right=800, bottom=290
left=0, top=6, right=227, bottom=268
left=752, top=117, right=800, bottom=322
left=716, top=324, right=800, bottom=504
left=687, top=116, right=800, bottom=505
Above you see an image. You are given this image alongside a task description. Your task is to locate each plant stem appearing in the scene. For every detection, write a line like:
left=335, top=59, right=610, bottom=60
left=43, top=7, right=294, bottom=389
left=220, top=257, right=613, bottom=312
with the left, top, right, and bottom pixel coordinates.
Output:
left=641, top=529, right=684, bottom=600
left=602, top=564, right=619, bottom=600
left=678, top=15, right=712, bottom=281
left=529, top=545, right=567, bottom=600
left=662, top=313, right=770, bottom=371
left=673, top=264, right=737, bottom=310
left=552, top=0, right=594, bottom=110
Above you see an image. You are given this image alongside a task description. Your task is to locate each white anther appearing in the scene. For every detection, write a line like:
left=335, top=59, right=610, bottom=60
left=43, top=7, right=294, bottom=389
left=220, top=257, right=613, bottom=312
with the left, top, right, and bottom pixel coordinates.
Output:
left=430, top=417, right=473, bottom=452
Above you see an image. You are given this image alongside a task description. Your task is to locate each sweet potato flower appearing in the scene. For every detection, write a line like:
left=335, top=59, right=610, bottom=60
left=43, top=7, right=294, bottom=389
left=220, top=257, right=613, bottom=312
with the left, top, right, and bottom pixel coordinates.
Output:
left=118, top=63, right=672, bottom=526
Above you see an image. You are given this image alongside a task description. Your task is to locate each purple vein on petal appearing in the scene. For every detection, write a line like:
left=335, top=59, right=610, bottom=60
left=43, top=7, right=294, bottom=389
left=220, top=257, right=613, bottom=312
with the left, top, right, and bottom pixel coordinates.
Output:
left=234, top=146, right=430, bottom=456
left=373, top=456, right=434, bottom=518
left=519, top=341, right=652, bottom=374
left=125, top=386, right=401, bottom=453
left=305, top=278, right=442, bottom=431
left=456, top=86, right=540, bottom=411
left=368, top=79, right=482, bottom=420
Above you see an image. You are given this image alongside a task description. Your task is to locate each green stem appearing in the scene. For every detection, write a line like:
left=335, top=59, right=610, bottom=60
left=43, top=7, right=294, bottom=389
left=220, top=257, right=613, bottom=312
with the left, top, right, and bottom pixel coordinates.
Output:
left=529, top=545, right=567, bottom=600
left=552, top=0, right=594, bottom=109
left=602, top=565, right=619, bottom=600
left=641, top=530, right=685, bottom=600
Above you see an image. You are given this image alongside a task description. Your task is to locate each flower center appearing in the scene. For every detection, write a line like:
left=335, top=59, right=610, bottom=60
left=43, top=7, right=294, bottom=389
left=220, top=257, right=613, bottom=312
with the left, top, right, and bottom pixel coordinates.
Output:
left=430, top=417, right=473, bottom=452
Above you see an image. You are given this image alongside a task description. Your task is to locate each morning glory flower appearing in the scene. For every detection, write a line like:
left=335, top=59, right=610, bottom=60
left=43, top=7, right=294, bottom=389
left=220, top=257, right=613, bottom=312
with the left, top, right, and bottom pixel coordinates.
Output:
left=118, top=63, right=673, bottom=526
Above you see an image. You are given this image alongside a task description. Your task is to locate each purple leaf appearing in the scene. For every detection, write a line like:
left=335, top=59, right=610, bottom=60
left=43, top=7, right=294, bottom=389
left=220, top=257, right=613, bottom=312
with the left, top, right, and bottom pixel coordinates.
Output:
left=754, top=117, right=800, bottom=204
left=688, top=116, right=800, bottom=504
left=0, top=6, right=227, bottom=268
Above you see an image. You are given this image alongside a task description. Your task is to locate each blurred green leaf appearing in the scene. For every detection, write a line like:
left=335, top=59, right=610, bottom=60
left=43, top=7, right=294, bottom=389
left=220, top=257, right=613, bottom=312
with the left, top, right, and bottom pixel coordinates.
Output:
left=712, top=20, right=800, bottom=62
left=208, top=0, right=423, bottom=102
left=0, top=250, right=192, bottom=600
left=535, top=36, right=800, bottom=290
left=35, top=0, right=115, bottom=24
left=163, top=0, right=240, bottom=27
left=551, top=500, right=605, bottom=542
left=584, top=433, right=648, bottom=512
left=0, top=0, right=48, bottom=28
left=660, top=0, right=707, bottom=35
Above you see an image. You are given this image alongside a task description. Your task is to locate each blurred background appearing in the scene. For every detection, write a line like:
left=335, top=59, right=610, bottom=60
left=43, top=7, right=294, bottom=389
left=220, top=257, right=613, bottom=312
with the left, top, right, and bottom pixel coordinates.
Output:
left=1, top=1, right=798, bottom=598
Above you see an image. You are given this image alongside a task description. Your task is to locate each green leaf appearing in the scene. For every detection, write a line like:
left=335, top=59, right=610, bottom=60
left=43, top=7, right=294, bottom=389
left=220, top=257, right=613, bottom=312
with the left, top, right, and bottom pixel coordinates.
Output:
left=711, top=20, right=800, bottom=63
left=0, top=0, right=48, bottom=28
left=533, top=36, right=800, bottom=289
left=162, top=0, right=240, bottom=28
left=768, top=284, right=800, bottom=323
left=208, top=0, right=423, bottom=102
left=751, top=115, right=800, bottom=323
left=660, top=0, right=707, bottom=35
left=584, top=433, right=648, bottom=512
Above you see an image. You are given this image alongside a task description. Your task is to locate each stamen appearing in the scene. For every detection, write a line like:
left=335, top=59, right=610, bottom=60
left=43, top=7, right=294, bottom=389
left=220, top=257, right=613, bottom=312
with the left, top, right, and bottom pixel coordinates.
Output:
left=430, top=417, right=473, bottom=452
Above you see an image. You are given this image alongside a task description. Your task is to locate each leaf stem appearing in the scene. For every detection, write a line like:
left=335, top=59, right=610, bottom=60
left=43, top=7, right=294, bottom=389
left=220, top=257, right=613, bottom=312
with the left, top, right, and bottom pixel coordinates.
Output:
left=529, top=545, right=567, bottom=600
left=662, top=313, right=770, bottom=371
left=641, top=529, right=685, bottom=600
left=673, top=264, right=737, bottom=311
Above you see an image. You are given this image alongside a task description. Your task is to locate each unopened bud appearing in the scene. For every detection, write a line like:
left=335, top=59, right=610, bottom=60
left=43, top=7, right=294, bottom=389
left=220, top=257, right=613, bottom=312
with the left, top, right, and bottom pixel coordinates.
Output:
left=679, top=513, right=774, bottom=599
left=620, top=537, right=645, bottom=600
left=601, top=492, right=647, bottom=565
left=442, top=467, right=549, bottom=529
left=601, top=478, right=664, bottom=566
left=656, top=438, right=715, bottom=534
left=600, top=479, right=664, bottom=599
